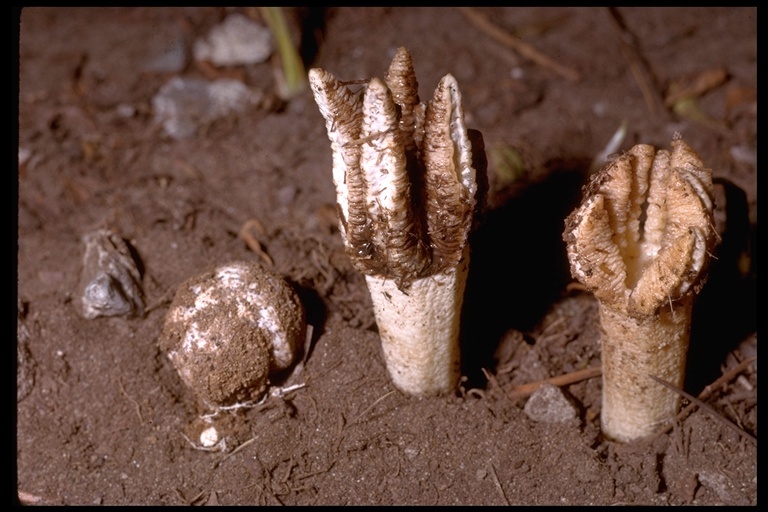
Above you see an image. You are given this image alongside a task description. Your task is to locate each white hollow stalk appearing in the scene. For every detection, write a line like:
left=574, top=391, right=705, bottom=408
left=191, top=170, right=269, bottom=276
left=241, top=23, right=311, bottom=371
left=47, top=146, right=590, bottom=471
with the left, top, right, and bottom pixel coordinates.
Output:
left=309, top=47, right=485, bottom=396
left=564, top=134, right=718, bottom=442
left=366, top=247, right=469, bottom=395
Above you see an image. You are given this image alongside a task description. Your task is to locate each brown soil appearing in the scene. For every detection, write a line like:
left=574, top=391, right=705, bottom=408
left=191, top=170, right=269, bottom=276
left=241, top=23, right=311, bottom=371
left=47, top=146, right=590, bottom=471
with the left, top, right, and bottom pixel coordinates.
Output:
left=16, top=7, right=757, bottom=506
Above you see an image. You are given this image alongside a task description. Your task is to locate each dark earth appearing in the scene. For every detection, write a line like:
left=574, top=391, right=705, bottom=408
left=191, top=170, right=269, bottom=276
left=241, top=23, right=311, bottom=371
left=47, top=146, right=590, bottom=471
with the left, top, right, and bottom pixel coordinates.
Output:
left=15, top=7, right=756, bottom=505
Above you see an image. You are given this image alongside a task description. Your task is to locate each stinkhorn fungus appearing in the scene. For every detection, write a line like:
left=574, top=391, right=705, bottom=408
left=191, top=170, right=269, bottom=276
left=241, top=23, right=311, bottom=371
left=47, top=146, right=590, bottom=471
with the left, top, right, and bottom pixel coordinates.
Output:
left=308, top=47, right=486, bottom=396
left=563, top=134, right=718, bottom=442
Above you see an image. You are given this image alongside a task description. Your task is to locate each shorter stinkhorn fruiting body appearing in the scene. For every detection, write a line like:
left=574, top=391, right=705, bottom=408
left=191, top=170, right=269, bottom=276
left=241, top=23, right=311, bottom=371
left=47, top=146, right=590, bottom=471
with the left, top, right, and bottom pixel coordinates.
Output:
left=563, top=134, right=718, bottom=442
left=159, top=261, right=306, bottom=410
left=309, top=47, right=486, bottom=396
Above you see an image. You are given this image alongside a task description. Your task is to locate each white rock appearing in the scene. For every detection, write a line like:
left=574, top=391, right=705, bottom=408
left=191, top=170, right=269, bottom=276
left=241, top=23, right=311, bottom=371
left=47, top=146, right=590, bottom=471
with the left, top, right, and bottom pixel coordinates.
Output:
left=152, top=77, right=262, bottom=139
left=194, top=13, right=273, bottom=66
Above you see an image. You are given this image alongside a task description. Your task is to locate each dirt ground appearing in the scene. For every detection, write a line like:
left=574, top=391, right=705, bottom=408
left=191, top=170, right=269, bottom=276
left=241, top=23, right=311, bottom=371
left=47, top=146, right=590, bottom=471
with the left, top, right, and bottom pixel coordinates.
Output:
left=16, top=7, right=757, bottom=506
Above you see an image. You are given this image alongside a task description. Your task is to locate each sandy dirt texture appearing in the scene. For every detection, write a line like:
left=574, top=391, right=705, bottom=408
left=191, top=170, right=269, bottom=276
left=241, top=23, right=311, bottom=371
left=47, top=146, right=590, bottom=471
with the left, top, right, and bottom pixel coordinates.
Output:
left=16, top=7, right=757, bottom=506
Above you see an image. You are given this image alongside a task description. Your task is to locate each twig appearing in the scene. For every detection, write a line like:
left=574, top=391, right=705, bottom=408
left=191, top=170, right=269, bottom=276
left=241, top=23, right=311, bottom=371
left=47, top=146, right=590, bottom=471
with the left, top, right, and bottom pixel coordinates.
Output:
left=352, top=390, right=396, bottom=424
left=488, top=463, right=509, bottom=506
left=481, top=367, right=502, bottom=391
left=213, top=436, right=259, bottom=469
left=506, top=365, right=602, bottom=398
left=664, top=67, right=728, bottom=107
left=649, top=374, right=756, bottom=446
left=239, top=218, right=274, bottom=267
left=118, top=377, right=144, bottom=424
left=17, top=491, right=45, bottom=505
left=565, top=281, right=590, bottom=293
left=667, top=355, right=756, bottom=429
left=590, top=120, right=628, bottom=173
left=694, top=355, right=756, bottom=403
left=188, top=490, right=207, bottom=506
left=537, top=316, right=566, bottom=339
left=458, top=7, right=580, bottom=82
left=606, top=7, right=666, bottom=118
left=143, top=294, right=173, bottom=315
left=295, top=460, right=337, bottom=481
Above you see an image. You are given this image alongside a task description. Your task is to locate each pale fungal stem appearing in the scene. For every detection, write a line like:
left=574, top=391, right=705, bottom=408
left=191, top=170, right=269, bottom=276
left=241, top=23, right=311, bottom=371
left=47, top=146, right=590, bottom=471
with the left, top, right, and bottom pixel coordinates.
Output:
left=309, top=47, right=486, bottom=396
left=563, top=134, right=718, bottom=442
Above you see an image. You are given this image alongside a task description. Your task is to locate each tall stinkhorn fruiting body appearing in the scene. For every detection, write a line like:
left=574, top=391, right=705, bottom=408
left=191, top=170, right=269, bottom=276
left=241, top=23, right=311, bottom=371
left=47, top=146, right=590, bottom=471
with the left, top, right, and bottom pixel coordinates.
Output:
left=563, top=134, right=718, bottom=442
left=309, top=47, right=486, bottom=396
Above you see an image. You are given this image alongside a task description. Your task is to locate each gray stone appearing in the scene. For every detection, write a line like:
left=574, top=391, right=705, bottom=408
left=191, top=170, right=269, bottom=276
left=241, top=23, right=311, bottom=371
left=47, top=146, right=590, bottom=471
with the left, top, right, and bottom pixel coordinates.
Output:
left=194, top=13, right=273, bottom=66
left=523, top=383, right=578, bottom=423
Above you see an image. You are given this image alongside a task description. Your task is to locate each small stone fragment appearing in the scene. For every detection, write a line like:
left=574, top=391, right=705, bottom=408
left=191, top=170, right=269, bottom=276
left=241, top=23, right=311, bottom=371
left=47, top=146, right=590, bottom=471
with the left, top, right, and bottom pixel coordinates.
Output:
left=524, top=383, right=578, bottom=423
left=193, top=13, right=273, bottom=67
left=199, top=426, right=220, bottom=448
left=79, top=229, right=145, bottom=319
left=152, top=77, right=262, bottom=139
left=17, top=299, right=36, bottom=402
left=698, top=470, right=748, bottom=505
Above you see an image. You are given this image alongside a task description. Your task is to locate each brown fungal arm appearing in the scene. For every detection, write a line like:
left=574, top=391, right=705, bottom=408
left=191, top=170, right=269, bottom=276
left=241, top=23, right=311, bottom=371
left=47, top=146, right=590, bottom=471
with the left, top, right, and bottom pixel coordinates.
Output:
left=359, top=77, right=425, bottom=280
left=565, top=133, right=717, bottom=316
left=384, top=46, right=421, bottom=153
left=309, top=48, right=484, bottom=289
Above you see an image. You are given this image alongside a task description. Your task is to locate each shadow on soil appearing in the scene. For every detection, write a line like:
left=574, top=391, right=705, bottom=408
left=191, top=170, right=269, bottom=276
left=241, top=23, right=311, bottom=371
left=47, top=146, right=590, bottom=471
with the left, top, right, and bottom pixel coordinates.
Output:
left=686, top=178, right=757, bottom=395
left=460, top=157, right=590, bottom=389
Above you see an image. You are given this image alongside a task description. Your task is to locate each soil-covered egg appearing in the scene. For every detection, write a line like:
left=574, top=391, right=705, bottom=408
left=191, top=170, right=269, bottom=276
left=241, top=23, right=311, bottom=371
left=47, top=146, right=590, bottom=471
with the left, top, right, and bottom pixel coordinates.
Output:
left=159, top=261, right=306, bottom=409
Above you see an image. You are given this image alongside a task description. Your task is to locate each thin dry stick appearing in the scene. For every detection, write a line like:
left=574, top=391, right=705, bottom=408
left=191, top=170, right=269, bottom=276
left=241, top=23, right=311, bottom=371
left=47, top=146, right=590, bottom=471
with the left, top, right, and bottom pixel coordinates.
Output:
left=662, top=354, right=757, bottom=435
left=482, top=367, right=503, bottom=391
left=649, top=374, right=757, bottom=445
left=606, top=7, right=666, bottom=118
left=118, top=377, right=144, bottom=424
left=695, top=355, right=757, bottom=403
left=239, top=219, right=274, bottom=267
left=17, top=491, right=44, bottom=505
left=488, top=463, right=510, bottom=506
left=506, top=365, right=602, bottom=398
left=143, top=293, right=174, bottom=315
left=566, top=281, right=590, bottom=293
left=295, top=460, right=338, bottom=481
left=213, top=436, right=259, bottom=469
left=458, top=7, right=580, bottom=82
left=352, top=390, right=396, bottom=424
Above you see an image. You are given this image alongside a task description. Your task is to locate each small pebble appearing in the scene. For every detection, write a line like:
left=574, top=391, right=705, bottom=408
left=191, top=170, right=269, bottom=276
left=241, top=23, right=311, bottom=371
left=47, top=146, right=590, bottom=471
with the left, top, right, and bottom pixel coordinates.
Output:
left=193, top=13, right=273, bottom=66
left=79, top=229, right=144, bottom=319
left=152, top=77, right=262, bottom=139
left=523, top=383, right=578, bottom=423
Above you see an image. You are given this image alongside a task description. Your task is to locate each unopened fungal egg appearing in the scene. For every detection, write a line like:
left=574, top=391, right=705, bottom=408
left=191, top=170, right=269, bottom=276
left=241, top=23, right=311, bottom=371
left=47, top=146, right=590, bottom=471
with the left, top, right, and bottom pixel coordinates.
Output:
left=159, top=261, right=306, bottom=409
